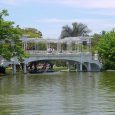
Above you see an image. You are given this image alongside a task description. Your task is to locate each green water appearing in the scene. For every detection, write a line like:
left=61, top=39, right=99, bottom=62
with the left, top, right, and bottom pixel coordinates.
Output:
left=0, top=72, right=115, bottom=115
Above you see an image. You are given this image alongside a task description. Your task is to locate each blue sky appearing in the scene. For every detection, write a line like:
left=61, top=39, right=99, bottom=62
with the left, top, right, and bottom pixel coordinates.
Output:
left=1, top=0, right=115, bottom=38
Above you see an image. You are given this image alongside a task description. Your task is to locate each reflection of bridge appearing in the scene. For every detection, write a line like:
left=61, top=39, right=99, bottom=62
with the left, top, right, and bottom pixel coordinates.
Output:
left=1, top=36, right=102, bottom=74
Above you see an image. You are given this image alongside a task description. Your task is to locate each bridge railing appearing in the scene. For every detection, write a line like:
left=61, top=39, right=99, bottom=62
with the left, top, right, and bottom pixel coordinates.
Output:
left=26, top=50, right=100, bottom=61
left=26, top=50, right=98, bottom=60
left=26, top=50, right=92, bottom=55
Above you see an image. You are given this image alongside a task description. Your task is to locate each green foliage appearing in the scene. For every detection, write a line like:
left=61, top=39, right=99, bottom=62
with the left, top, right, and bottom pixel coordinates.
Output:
left=97, top=30, right=115, bottom=69
left=38, top=42, right=46, bottom=50
left=0, top=9, right=9, bottom=18
left=60, top=22, right=90, bottom=39
left=92, top=31, right=106, bottom=52
left=92, top=33, right=101, bottom=46
left=22, top=28, right=42, bottom=38
left=0, top=9, right=26, bottom=60
left=91, top=33, right=102, bottom=53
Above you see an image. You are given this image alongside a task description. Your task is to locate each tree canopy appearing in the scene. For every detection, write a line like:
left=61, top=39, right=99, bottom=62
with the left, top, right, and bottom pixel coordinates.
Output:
left=60, top=22, right=91, bottom=39
left=0, top=9, right=26, bottom=60
left=97, top=30, right=115, bottom=69
left=22, top=27, right=42, bottom=38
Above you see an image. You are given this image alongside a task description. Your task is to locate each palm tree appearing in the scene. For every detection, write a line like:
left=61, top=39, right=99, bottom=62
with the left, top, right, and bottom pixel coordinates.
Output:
left=0, top=9, right=9, bottom=19
left=60, top=25, right=72, bottom=39
left=60, top=22, right=91, bottom=39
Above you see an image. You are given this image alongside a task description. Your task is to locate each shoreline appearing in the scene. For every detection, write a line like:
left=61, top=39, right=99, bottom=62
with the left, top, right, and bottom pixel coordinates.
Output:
left=106, top=70, right=115, bottom=71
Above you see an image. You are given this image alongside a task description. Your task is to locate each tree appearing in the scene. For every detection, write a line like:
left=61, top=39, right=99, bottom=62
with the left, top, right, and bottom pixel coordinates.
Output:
left=60, top=22, right=90, bottom=39
left=0, top=9, right=8, bottom=18
left=0, top=9, right=26, bottom=60
left=97, top=30, right=115, bottom=69
left=22, top=27, right=42, bottom=38
left=60, top=25, right=72, bottom=38
left=91, top=30, right=106, bottom=52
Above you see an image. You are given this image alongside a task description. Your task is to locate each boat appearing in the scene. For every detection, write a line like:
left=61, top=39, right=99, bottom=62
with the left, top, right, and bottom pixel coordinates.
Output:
left=29, top=69, right=55, bottom=74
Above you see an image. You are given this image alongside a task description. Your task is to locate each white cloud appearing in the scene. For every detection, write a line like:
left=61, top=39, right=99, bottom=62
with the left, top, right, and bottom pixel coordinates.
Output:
left=36, top=18, right=78, bottom=24
left=0, top=0, right=50, bottom=6
left=1, top=0, right=115, bottom=9
left=0, top=0, right=18, bottom=6
left=36, top=18, right=111, bottom=24
left=89, top=10, right=115, bottom=16
left=36, top=18, right=115, bottom=33
left=59, top=0, right=115, bottom=9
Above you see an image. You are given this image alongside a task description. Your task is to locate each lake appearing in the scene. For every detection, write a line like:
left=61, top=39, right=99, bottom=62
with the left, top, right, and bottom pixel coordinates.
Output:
left=0, top=71, right=115, bottom=115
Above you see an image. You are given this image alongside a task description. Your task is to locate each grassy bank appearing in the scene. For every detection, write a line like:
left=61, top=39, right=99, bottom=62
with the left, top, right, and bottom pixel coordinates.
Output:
left=53, top=66, right=68, bottom=71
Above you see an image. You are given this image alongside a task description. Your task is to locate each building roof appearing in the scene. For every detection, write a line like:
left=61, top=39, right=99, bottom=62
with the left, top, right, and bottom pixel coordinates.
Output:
left=21, top=36, right=92, bottom=44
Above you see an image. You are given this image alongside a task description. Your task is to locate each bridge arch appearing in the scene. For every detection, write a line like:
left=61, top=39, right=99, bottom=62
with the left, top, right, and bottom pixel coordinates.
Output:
left=24, top=54, right=101, bottom=72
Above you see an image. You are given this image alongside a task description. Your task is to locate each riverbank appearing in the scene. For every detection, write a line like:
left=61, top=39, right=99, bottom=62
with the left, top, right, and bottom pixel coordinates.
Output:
left=106, top=70, right=115, bottom=71
left=0, top=66, right=68, bottom=76
left=53, top=66, right=68, bottom=71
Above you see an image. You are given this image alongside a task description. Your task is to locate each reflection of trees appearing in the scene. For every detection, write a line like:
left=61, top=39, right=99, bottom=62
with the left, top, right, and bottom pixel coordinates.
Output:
left=0, top=94, right=22, bottom=114
left=0, top=75, right=29, bottom=114
left=99, top=72, right=115, bottom=92
left=0, top=75, right=26, bottom=95
left=0, top=104, right=12, bottom=115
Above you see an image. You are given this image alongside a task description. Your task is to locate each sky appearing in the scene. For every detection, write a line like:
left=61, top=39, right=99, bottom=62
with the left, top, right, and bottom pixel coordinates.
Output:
left=0, top=0, right=115, bottom=39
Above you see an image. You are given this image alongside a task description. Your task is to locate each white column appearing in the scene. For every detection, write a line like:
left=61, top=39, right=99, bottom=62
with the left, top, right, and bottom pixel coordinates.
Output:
left=70, top=42, right=72, bottom=52
left=67, top=43, right=69, bottom=53
left=76, top=63, right=79, bottom=72
left=80, top=53, right=83, bottom=71
left=24, top=43, right=26, bottom=50
left=79, top=44, right=81, bottom=52
left=88, top=44, right=91, bottom=52
left=47, top=42, right=51, bottom=53
left=75, top=42, right=76, bottom=53
left=35, top=43, right=37, bottom=50
left=24, top=42, right=27, bottom=51
left=67, top=61, right=71, bottom=71
left=48, top=42, right=50, bottom=49
left=80, top=63, right=83, bottom=71
left=87, top=44, right=89, bottom=52
left=67, top=42, right=72, bottom=53
left=13, top=64, right=16, bottom=74
left=89, top=43, right=91, bottom=52
left=74, top=43, right=76, bottom=53
left=26, top=42, right=28, bottom=50
left=49, top=42, right=50, bottom=49
left=24, top=63, right=27, bottom=74
left=88, top=62, right=91, bottom=71
left=57, top=42, right=58, bottom=52
left=57, top=42, right=61, bottom=52
left=46, top=42, right=49, bottom=51
left=94, top=51, right=98, bottom=60
left=77, top=43, right=79, bottom=52
left=81, top=43, right=83, bottom=52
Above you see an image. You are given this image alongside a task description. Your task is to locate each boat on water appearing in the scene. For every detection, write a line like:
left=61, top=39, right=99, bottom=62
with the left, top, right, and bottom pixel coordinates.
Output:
left=29, top=69, right=55, bottom=74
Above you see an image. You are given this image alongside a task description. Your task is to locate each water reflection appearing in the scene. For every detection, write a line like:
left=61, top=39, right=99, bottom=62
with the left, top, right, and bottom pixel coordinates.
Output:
left=99, top=72, right=115, bottom=92
left=0, top=72, right=115, bottom=115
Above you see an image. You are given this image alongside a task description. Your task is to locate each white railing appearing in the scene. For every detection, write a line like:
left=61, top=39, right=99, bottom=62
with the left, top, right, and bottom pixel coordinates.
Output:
left=25, top=50, right=99, bottom=61
left=26, top=50, right=91, bottom=55
left=26, top=50, right=95, bottom=60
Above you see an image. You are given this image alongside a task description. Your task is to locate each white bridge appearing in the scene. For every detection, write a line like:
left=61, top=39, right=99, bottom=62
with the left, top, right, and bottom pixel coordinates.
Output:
left=24, top=51, right=101, bottom=72
left=0, top=36, right=102, bottom=74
